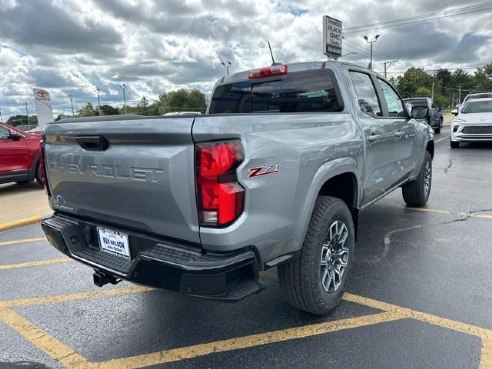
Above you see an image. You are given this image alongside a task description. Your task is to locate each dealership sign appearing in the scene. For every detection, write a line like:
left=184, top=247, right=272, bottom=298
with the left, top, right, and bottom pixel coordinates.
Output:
left=33, top=88, right=53, bottom=127
left=323, top=16, right=343, bottom=59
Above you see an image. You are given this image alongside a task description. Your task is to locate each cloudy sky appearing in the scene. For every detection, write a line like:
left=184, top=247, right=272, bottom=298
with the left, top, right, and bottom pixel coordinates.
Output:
left=0, top=0, right=491, bottom=120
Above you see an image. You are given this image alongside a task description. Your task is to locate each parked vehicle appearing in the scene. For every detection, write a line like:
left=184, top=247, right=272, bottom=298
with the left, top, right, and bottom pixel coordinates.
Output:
left=0, top=122, right=43, bottom=185
left=451, top=92, right=492, bottom=115
left=403, top=97, right=443, bottom=134
left=463, top=92, right=492, bottom=104
left=40, top=61, right=434, bottom=314
left=450, top=98, right=492, bottom=148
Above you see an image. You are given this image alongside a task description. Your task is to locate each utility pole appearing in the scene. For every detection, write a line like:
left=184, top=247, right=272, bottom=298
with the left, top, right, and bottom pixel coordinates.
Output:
left=458, top=83, right=462, bottom=104
left=363, top=35, right=380, bottom=70
left=431, top=70, right=436, bottom=102
left=68, top=95, right=74, bottom=116
left=383, top=59, right=398, bottom=79
left=0, top=108, right=2, bottom=122
left=24, top=103, right=30, bottom=125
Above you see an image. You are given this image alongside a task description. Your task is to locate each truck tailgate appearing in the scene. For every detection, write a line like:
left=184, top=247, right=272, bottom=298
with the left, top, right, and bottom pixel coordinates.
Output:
left=43, top=117, right=200, bottom=244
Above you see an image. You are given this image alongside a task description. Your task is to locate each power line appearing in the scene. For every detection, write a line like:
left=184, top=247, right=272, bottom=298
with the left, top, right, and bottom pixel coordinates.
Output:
left=344, top=1, right=492, bottom=34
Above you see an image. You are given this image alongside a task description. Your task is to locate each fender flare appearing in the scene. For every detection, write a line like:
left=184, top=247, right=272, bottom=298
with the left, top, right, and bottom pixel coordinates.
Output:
left=292, top=157, right=360, bottom=251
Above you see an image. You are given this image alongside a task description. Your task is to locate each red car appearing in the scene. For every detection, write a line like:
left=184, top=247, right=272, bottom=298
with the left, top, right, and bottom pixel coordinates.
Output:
left=0, top=122, right=42, bottom=185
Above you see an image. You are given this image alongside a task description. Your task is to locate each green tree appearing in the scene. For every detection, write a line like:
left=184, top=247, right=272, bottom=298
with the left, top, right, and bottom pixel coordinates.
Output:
left=415, top=87, right=432, bottom=97
left=158, top=89, right=207, bottom=114
left=137, top=96, right=150, bottom=115
left=78, top=102, right=97, bottom=117
left=7, top=115, right=38, bottom=126
left=396, top=68, right=433, bottom=98
left=471, top=64, right=492, bottom=92
left=101, top=104, right=119, bottom=115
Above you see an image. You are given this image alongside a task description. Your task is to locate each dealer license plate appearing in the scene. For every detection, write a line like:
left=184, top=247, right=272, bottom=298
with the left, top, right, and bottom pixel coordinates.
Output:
left=98, top=228, right=130, bottom=259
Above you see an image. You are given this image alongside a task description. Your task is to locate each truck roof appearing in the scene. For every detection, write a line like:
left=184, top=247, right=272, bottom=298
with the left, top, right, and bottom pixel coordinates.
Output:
left=217, top=60, right=376, bottom=85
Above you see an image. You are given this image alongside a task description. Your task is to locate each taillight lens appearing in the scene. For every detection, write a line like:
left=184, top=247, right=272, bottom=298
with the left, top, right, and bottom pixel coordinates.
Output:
left=40, top=135, right=51, bottom=196
left=248, top=65, right=288, bottom=79
left=196, top=141, right=244, bottom=227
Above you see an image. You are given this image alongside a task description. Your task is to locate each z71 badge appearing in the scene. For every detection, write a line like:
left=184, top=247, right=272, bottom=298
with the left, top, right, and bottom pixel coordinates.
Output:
left=248, top=164, right=280, bottom=178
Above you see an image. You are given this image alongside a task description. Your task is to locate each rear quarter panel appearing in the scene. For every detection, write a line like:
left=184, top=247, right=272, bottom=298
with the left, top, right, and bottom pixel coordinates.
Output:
left=193, top=112, right=363, bottom=265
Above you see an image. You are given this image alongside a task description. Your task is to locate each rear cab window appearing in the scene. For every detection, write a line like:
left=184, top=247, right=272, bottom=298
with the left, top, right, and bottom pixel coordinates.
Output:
left=209, top=69, right=343, bottom=114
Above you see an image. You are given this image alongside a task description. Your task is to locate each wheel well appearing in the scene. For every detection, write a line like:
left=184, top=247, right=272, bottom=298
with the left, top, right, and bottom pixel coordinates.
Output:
left=318, top=173, right=359, bottom=238
left=426, top=141, right=434, bottom=159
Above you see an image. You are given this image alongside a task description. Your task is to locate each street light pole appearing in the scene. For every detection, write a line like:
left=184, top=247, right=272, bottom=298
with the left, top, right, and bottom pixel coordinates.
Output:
left=221, top=61, right=231, bottom=76
left=0, top=108, right=3, bottom=122
left=24, top=103, right=30, bottom=125
left=119, top=84, right=127, bottom=114
left=68, top=95, right=74, bottom=116
left=96, top=88, right=102, bottom=116
left=363, top=35, right=380, bottom=70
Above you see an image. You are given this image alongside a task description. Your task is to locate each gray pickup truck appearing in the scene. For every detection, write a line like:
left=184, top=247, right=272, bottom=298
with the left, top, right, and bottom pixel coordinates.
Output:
left=41, top=61, right=434, bottom=315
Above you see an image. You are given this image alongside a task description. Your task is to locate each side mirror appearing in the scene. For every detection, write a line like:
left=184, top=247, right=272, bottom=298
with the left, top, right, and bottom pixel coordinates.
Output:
left=411, top=106, right=429, bottom=120
left=451, top=109, right=458, bottom=116
left=9, top=131, right=23, bottom=140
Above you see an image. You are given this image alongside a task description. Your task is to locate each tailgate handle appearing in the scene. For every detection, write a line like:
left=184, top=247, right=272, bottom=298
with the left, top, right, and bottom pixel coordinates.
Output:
left=76, top=136, right=109, bottom=151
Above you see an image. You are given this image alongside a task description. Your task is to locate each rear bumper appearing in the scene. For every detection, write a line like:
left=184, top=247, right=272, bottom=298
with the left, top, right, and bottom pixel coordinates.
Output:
left=41, top=214, right=263, bottom=301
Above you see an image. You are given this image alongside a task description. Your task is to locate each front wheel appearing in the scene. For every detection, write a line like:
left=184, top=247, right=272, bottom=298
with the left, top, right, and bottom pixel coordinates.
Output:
left=450, top=140, right=460, bottom=149
left=278, top=196, right=355, bottom=315
left=402, top=151, right=432, bottom=206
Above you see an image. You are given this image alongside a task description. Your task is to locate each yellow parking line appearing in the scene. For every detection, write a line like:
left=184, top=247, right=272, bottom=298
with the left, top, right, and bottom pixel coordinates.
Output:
left=0, top=308, right=92, bottom=369
left=480, top=335, right=492, bottom=369
left=0, top=215, right=44, bottom=231
left=0, top=258, right=72, bottom=271
left=435, top=135, right=450, bottom=143
left=0, top=286, right=153, bottom=309
left=98, top=311, right=402, bottom=369
left=0, top=237, right=46, bottom=247
left=0, top=287, right=490, bottom=368
left=344, top=293, right=492, bottom=367
left=344, top=293, right=490, bottom=336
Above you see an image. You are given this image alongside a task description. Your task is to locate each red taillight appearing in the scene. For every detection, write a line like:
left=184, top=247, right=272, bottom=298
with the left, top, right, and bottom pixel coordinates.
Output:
left=196, top=141, right=244, bottom=227
left=248, top=64, right=288, bottom=79
left=40, top=135, right=51, bottom=196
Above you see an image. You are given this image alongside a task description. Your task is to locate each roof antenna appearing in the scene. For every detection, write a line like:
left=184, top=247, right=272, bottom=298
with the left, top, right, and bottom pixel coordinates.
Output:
left=268, top=41, right=281, bottom=66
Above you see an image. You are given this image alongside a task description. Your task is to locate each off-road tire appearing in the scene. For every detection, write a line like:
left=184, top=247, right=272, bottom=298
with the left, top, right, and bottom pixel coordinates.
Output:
left=402, top=151, right=432, bottom=206
left=278, top=196, right=355, bottom=315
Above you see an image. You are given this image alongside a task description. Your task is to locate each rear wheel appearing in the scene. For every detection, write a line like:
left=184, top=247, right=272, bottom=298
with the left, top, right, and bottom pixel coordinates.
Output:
left=278, top=196, right=355, bottom=315
left=402, top=151, right=432, bottom=206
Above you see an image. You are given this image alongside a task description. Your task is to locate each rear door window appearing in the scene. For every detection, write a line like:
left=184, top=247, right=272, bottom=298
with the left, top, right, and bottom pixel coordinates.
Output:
left=209, top=69, right=343, bottom=114
left=349, top=71, right=382, bottom=116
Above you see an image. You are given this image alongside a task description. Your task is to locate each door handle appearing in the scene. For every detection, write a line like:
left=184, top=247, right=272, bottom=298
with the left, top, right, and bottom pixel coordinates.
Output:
left=368, top=134, right=379, bottom=142
left=76, top=136, right=109, bottom=151
left=395, top=131, right=404, bottom=140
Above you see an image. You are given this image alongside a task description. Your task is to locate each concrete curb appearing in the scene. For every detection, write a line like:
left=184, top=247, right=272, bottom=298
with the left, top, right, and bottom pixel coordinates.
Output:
left=0, top=215, right=45, bottom=232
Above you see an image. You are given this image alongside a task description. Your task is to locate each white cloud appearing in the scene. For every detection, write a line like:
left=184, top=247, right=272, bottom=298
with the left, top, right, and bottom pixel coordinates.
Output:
left=0, top=0, right=491, bottom=119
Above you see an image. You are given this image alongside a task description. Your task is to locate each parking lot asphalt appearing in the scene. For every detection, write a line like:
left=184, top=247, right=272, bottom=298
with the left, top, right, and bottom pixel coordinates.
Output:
left=0, top=124, right=491, bottom=369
